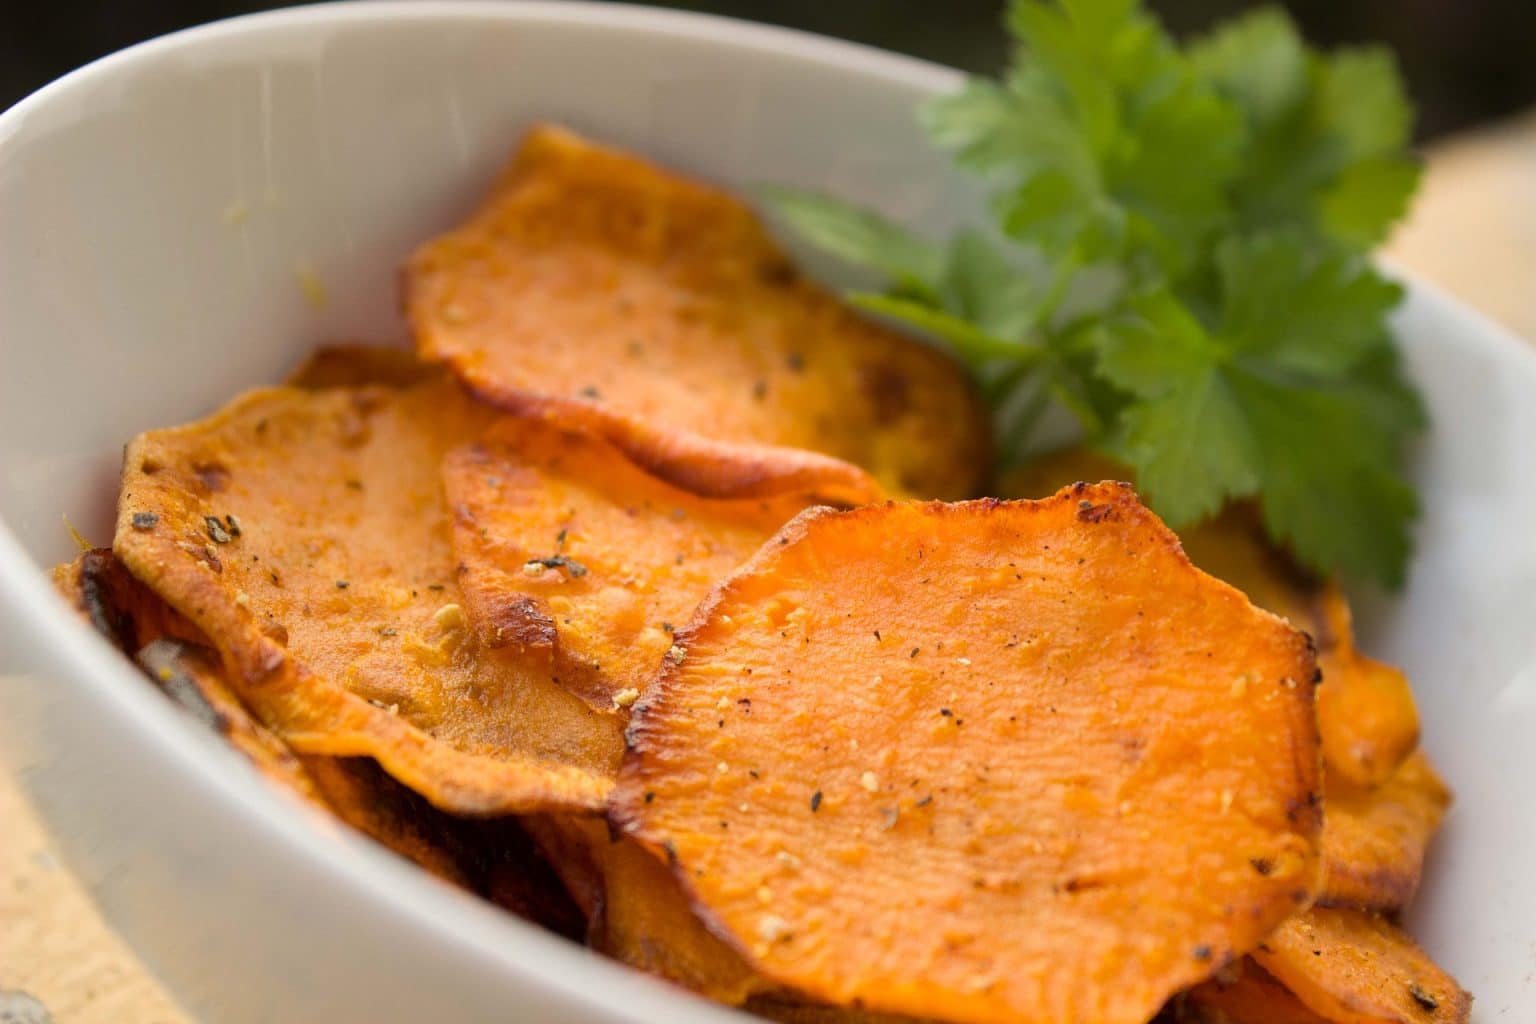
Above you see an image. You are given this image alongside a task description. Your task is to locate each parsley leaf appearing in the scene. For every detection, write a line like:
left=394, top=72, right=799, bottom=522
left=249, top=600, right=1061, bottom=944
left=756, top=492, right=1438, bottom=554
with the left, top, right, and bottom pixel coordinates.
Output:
left=756, top=187, right=943, bottom=298
left=1191, top=8, right=1421, bottom=247
left=1094, top=233, right=1416, bottom=579
left=766, top=0, right=1425, bottom=586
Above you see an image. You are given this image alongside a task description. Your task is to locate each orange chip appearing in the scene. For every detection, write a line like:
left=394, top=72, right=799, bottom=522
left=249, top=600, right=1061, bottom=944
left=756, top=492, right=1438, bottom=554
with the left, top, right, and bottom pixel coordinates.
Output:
left=1002, top=447, right=1421, bottom=787
left=1320, top=751, right=1450, bottom=913
left=1182, top=960, right=1331, bottom=1024
left=525, top=816, right=770, bottom=1004
left=54, top=551, right=587, bottom=928
left=114, top=377, right=622, bottom=816
left=55, top=550, right=320, bottom=803
left=614, top=486, right=1322, bottom=1024
left=286, top=343, right=439, bottom=390
left=1253, top=907, right=1470, bottom=1024
left=406, top=123, right=990, bottom=504
left=443, top=418, right=814, bottom=708
left=1309, top=590, right=1420, bottom=788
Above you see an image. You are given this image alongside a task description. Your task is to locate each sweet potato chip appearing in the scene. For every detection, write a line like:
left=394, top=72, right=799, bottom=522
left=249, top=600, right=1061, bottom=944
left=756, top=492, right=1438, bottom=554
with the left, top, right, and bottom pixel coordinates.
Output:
left=1309, top=590, right=1420, bottom=789
left=1002, top=447, right=1420, bottom=787
left=614, top=485, right=1322, bottom=1024
left=406, top=123, right=990, bottom=503
left=746, top=998, right=932, bottom=1023
left=54, top=550, right=320, bottom=802
left=1320, top=751, right=1449, bottom=912
left=1181, top=961, right=1331, bottom=1024
left=303, top=758, right=586, bottom=936
left=443, top=418, right=813, bottom=708
left=114, top=377, right=623, bottom=816
left=55, top=551, right=587, bottom=927
left=525, top=816, right=769, bottom=1004
left=286, top=343, right=439, bottom=390
left=1253, top=908, right=1470, bottom=1024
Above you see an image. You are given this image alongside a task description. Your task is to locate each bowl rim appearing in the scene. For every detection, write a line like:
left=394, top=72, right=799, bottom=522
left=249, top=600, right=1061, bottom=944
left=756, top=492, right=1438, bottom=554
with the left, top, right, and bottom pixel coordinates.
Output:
left=3, top=3, right=1535, bottom=1021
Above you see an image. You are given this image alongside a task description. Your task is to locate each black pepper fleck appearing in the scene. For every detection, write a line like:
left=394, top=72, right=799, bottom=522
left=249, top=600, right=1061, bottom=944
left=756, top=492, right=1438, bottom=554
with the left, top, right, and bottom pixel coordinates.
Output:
left=204, top=516, right=232, bottom=544
left=1407, top=984, right=1438, bottom=1012
left=810, top=790, right=822, bottom=812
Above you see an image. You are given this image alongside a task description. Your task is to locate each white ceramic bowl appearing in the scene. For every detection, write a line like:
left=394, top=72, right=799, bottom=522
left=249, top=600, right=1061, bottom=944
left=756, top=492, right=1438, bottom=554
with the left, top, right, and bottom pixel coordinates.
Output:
left=0, top=3, right=1532, bottom=1021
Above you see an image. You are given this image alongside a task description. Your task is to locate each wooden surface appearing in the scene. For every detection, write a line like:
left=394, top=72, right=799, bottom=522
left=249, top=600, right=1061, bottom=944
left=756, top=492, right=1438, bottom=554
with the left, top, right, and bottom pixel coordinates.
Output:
left=4, top=119, right=1535, bottom=1023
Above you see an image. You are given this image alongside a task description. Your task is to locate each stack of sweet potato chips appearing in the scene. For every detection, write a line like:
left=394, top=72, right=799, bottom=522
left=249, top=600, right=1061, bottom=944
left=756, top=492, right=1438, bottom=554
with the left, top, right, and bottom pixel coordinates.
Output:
left=53, top=125, right=1467, bottom=1023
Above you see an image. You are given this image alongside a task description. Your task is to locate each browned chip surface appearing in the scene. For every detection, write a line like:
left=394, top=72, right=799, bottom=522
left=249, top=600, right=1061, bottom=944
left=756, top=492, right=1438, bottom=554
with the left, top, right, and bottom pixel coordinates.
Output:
left=1253, top=908, right=1470, bottom=1024
left=285, top=343, right=439, bottom=390
left=54, top=551, right=586, bottom=928
left=614, top=486, right=1322, bottom=1024
left=406, top=123, right=990, bottom=503
left=113, top=377, right=622, bottom=816
left=1181, top=961, right=1331, bottom=1023
left=54, top=550, right=321, bottom=803
left=1319, top=752, right=1450, bottom=912
left=525, top=815, right=769, bottom=1004
left=443, top=418, right=813, bottom=708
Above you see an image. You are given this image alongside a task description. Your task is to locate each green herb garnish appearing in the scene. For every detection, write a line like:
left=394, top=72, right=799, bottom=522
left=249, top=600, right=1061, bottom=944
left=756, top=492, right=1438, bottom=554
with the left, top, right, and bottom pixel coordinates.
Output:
left=766, top=0, right=1424, bottom=587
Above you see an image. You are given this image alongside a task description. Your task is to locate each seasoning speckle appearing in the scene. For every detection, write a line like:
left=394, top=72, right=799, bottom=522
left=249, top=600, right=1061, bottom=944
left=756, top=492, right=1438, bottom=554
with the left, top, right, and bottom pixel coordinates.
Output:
left=523, top=554, right=589, bottom=578
left=1407, top=983, right=1438, bottom=1011
left=860, top=771, right=880, bottom=793
left=204, top=516, right=233, bottom=544
left=613, top=687, right=640, bottom=709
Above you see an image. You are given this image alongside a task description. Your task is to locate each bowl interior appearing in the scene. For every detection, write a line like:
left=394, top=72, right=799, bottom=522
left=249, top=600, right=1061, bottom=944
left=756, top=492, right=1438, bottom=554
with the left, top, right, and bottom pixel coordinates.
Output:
left=1, top=2, right=1532, bottom=1019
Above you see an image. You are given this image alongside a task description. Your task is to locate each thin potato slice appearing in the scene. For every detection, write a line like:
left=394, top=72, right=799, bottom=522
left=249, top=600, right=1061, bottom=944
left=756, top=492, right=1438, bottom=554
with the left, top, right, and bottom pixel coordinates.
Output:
left=1310, top=591, right=1420, bottom=788
left=746, top=998, right=935, bottom=1023
left=1002, top=447, right=1421, bottom=787
left=54, top=551, right=587, bottom=928
left=285, top=343, right=439, bottom=390
left=614, top=485, right=1322, bottom=1024
left=1320, top=752, right=1450, bottom=913
left=114, top=378, right=622, bottom=816
left=443, top=418, right=813, bottom=708
left=406, top=123, right=990, bottom=503
left=54, top=550, right=320, bottom=802
left=525, top=816, right=770, bottom=1004
left=1253, top=908, right=1470, bottom=1024
left=1182, top=961, right=1331, bottom=1024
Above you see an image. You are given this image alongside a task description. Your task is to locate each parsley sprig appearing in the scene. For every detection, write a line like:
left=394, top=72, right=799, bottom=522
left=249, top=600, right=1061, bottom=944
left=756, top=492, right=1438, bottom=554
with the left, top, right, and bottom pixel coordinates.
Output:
left=766, top=1, right=1424, bottom=587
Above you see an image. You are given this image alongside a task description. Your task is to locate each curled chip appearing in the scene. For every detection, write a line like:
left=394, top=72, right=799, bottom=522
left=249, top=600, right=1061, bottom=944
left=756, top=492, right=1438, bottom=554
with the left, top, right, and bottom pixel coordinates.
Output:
left=1253, top=907, right=1470, bottom=1024
left=54, top=549, right=320, bottom=803
left=285, top=343, right=440, bottom=390
left=53, top=551, right=586, bottom=931
left=614, top=485, right=1322, bottom=1024
left=443, top=418, right=815, bottom=709
left=525, top=816, right=770, bottom=1004
left=1182, top=960, right=1331, bottom=1024
left=114, top=377, right=622, bottom=816
left=1319, top=751, right=1450, bottom=913
left=1309, top=589, right=1420, bottom=788
left=406, top=123, right=990, bottom=503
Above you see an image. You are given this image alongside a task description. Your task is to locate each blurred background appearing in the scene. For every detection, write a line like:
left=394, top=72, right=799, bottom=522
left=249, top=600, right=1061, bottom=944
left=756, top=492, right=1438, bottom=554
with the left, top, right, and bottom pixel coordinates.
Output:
left=5, top=0, right=1536, bottom=139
